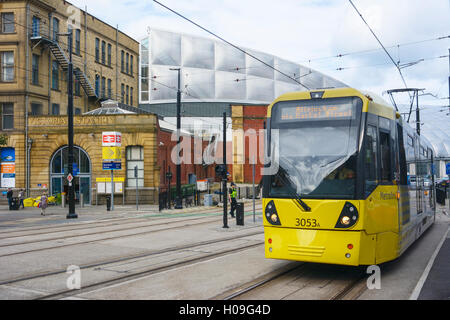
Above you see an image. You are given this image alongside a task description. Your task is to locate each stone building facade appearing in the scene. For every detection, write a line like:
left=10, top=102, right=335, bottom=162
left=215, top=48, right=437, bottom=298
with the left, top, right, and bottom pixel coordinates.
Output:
left=0, top=0, right=139, bottom=197
left=25, top=113, right=159, bottom=204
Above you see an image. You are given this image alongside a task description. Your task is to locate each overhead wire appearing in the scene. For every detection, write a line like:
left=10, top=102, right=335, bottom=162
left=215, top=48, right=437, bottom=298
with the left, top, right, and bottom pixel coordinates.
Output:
left=152, top=0, right=310, bottom=90
left=348, top=0, right=409, bottom=89
left=299, top=35, right=450, bottom=64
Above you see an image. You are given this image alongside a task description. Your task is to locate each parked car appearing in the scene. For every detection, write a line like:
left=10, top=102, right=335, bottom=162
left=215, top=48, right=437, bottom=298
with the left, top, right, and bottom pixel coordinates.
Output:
left=436, top=177, right=449, bottom=188
left=408, top=175, right=417, bottom=189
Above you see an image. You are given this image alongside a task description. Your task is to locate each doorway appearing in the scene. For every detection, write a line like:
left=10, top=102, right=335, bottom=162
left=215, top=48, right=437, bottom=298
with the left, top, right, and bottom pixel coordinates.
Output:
left=50, top=146, right=91, bottom=205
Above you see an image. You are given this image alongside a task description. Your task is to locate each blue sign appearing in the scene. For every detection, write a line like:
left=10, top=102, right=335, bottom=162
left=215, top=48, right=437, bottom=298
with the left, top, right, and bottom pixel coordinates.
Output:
left=2, top=174, right=15, bottom=178
left=1, top=148, right=15, bottom=162
left=73, top=163, right=79, bottom=176
left=103, top=162, right=122, bottom=170
left=63, top=163, right=79, bottom=175
left=446, top=163, right=450, bottom=175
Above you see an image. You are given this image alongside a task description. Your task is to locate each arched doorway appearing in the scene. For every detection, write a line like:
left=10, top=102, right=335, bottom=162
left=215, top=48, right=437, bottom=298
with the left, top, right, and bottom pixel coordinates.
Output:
left=50, top=146, right=91, bottom=205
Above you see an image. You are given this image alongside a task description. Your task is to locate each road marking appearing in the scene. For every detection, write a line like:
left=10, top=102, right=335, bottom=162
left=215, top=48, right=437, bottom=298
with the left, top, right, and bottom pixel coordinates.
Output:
left=409, top=225, right=450, bottom=300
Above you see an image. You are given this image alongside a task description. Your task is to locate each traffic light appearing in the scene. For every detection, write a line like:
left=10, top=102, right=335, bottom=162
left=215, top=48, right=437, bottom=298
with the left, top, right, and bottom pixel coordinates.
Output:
left=215, top=164, right=227, bottom=178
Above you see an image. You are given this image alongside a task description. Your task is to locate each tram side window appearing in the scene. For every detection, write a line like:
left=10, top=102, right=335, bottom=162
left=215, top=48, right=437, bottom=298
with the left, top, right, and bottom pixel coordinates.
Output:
left=365, top=125, right=378, bottom=196
left=380, top=131, right=392, bottom=182
left=397, top=124, right=408, bottom=185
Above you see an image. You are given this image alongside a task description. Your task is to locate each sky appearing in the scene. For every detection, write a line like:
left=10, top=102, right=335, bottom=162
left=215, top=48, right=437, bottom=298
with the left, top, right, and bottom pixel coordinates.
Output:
left=68, top=0, right=450, bottom=108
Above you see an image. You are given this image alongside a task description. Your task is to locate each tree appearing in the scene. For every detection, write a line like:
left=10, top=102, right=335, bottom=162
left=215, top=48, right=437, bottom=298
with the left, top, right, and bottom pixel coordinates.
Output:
left=0, top=134, right=8, bottom=146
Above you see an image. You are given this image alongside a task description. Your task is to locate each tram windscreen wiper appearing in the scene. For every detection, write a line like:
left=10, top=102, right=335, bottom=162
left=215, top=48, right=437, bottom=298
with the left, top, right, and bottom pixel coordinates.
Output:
left=274, top=165, right=311, bottom=212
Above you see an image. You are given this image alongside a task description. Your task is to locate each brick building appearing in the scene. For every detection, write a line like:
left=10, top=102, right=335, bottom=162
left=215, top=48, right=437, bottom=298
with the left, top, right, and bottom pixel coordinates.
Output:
left=231, top=105, right=267, bottom=185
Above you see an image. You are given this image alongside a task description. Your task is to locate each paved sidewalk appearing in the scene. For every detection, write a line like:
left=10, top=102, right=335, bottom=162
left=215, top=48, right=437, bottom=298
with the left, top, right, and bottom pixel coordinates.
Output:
left=418, top=225, right=450, bottom=300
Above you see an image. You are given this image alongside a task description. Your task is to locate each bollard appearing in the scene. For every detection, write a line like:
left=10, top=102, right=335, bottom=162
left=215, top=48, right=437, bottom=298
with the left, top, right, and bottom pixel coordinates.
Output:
left=80, top=193, right=84, bottom=208
left=236, top=202, right=244, bottom=226
left=62, top=193, right=66, bottom=208
left=106, top=195, right=111, bottom=211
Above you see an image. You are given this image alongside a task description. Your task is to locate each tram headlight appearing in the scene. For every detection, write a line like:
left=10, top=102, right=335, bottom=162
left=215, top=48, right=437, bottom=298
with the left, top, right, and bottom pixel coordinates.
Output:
left=341, top=216, right=351, bottom=225
left=265, top=200, right=282, bottom=226
left=335, top=202, right=359, bottom=229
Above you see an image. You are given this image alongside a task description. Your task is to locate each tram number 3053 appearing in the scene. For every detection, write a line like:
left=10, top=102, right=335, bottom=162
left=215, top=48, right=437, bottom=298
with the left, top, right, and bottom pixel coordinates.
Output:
left=295, top=218, right=320, bottom=228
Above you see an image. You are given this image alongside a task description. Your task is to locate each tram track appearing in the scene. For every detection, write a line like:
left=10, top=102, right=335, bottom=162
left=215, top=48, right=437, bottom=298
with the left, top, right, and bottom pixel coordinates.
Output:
left=0, top=229, right=264, bottom=287
left=0, top=213, right=226, bottom=248
left=0, top=204, right=263, bottom=240
left=0, top=213, right=263, bottom=258
left=0, top=206, right=256, bottom=237
left=217, top=263, right=368, bottom=301
left=0, top=231, right=265, bottom=300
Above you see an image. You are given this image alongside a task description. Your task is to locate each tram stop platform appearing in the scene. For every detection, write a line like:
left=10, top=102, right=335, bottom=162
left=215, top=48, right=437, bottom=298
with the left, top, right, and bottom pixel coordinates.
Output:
left=417, top=224, right=450, bottom=300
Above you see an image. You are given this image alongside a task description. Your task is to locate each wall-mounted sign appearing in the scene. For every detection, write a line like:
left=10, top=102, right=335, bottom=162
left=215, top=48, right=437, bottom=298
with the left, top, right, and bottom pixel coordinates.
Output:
left=1, top=163, right=15, bottom=174
left=102, top=147, right=122, bottom=162
left=102, top=132, right=122, bottom=147
left=96, top=177, right=125, bottom=194
left=1, top=161, right=15, bottom=188
left=1, top=148, right=15, bottom=162
left=102, top=162, right=122, bottom=170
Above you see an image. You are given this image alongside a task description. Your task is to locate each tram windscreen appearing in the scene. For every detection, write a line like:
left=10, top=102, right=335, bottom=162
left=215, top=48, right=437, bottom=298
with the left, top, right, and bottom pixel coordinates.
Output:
left=267, top=97, right=362, bottom=199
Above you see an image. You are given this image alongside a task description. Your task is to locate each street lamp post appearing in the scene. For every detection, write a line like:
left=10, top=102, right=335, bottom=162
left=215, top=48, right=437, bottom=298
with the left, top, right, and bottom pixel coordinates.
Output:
left=60, top=29, right=77, bottom=219
left=170, top=68, right=183, bottom=209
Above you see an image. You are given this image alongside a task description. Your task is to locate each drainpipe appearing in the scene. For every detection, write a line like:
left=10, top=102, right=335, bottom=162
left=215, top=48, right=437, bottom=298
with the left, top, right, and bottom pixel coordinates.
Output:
left=84, top=6, right=88, bottom=112
left=48, top=12, right=52, bottom=114
left=116, top=25, right=119, bottom=101
left=25, top=4, right=30, bottom=197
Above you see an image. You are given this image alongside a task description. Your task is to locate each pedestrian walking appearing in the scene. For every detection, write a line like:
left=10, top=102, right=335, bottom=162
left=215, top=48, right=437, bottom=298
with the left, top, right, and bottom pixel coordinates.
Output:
left=6, top=188, right=13, bottom=210
left=228, top=182, right=237, bottom=218
left=40, top=192, right=48, bottom=216
left=18, top=189, right=25, bottom=209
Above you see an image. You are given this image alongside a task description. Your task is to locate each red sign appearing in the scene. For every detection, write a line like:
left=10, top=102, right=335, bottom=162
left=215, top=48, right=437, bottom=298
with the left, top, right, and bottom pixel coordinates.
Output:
left=67, top=173, right=73, bottom=183
left=102, top=132, right=122, bottom=147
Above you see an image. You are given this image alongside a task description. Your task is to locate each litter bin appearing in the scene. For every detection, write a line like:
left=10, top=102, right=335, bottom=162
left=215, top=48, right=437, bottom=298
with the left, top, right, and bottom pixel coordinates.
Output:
left=106, top=195, right=111, bottom=211
left=436, top=187, right=446, bottom=205
left=204, top=194, right=213, bottom=207
left=236, top=202, right=244, bottom=226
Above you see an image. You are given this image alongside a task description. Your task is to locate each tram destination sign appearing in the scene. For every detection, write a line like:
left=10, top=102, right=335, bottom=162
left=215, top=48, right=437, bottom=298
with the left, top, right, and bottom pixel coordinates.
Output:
left=280, top=103, right=353, bottom=122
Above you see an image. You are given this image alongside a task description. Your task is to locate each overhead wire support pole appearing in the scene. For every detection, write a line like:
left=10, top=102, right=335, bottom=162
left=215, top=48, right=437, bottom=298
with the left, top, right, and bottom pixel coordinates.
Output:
left=60, top=29, right=77, bottom=219
left=170, top=67, right=183, bottom=209
left=222, top=111, right=228, bottom=229
left=153, top=0, right=310, bottom=90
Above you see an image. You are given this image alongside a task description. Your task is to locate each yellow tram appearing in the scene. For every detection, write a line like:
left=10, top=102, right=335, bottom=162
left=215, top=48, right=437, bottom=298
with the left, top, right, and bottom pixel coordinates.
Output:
left=263, top=88, right=436, bottom=266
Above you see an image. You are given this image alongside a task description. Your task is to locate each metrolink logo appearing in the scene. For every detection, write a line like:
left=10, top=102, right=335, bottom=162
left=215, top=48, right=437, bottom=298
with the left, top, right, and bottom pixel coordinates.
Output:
left=380, top=192, right=396, bottom=200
